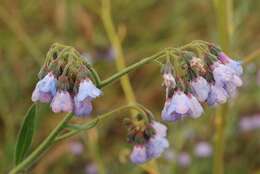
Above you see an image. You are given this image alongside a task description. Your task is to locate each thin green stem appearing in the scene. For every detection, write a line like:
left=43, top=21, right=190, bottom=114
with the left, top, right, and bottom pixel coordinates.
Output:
left=9, top=113, right=73, bottom=174
left=99, top=52, right=165, bottom=88
left=54, top=104, right=144, bottom=142
left=101, top=0, right=136, bottom=114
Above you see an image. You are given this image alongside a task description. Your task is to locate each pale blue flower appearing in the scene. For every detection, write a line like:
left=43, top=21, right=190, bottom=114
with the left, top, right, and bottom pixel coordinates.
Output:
left=207, top=84, right=228, bottom=106
left=76, top=79, right=102, bottom=102
left=74, top=97, right=93, bottom=117
left=212, top=62, right=234, bottom=87
left=31, top=72, right=57, bottom=103
left=187, top=94, right=203, bottom=118
left=51, top=90, right=73, bottom=113
left=177, top=152, right=191, bottom=167
left=191, top=76, right=210, bottom=102
left=151, top=121, right=167, bottom=138
left=146, top=137, right=169, bottom=159
left=218, top=52, right=243, bottom=76
left=162, top=91, right=191, bottom=121
left=130, top=146, right=148, bottom=164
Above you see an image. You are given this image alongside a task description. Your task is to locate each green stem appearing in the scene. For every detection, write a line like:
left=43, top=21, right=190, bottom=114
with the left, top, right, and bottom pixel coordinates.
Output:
left=99, top=51, right=165, bottom=88
left=54, top=104, right=144, bottom=142
left=101, top=0, right=136, bottom=113
left=9, top=113, right=73, bottom=174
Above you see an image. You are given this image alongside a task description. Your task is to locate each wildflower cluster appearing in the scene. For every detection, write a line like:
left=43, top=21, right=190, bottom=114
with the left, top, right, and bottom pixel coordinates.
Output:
left=162, top=43, right=243, bottom=121
left=28, top=41, right=244, bottom=166
left=32, top=44, right=101, bottom=117
left=125, top=115, right=169, bottom=164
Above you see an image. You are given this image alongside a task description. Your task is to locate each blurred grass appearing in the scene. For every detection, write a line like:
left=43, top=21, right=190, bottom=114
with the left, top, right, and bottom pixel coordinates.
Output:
left=0, top=0, right=260, bottom=173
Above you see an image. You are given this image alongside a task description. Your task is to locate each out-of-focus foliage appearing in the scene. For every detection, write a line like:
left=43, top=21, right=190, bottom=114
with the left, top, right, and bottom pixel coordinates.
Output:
left=0, top=0, right=259, bottom=173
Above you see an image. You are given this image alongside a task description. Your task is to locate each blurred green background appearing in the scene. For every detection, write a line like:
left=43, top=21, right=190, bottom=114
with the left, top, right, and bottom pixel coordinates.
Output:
left=0, top=0, right=260, bottom=173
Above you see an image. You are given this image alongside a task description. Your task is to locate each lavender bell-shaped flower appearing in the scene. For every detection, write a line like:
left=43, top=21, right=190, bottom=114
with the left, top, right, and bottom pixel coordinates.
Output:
left=74, top=78, right=101, bottom=117
left=130, top=146, right=148, bottom=164
left=51, top=76, right=73, bottom=113
left=162, top=90, right=191, bottom=121
left=130, top=121, right=169, bottom=164
left=190, top=76, right=210, bottom=102
left=218, top=52, right=243, bottom=76
left=187, top=94, right=203, bottom=118
left=51, top=90, right=73, bottom=113
left=207, top=84, right=228, bottom=106
left=146, top=121, right=169, bottom=159
left=32, top=72, right=57, bottom=103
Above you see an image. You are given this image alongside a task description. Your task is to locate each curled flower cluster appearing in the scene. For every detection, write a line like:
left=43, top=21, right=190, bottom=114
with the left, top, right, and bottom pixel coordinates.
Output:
left=162, top=44, right=243, bottom=121
left=32, top=47, right=101, bottom=117
left=126, top=119, right=169, bottom=164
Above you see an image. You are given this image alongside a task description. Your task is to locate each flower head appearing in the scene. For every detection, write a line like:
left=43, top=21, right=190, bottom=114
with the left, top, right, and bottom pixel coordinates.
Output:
left=187, top=94, right=203, bottom=118
left=190, top=76, right=210, bottom=102
left=76, top=79, right=102, bottom=101
left=162, top=90, right=191, bottom=121
left=74, top=97, right=93, bottom=117
left=218, top=52, right=243, bottom=76
left=207, top=84, right=228, bottom=106
left=32, top=72, right=57, bottom=103
left=129, top=121, right=169, bottom=164
left=51, top=90, right=73, bottom=113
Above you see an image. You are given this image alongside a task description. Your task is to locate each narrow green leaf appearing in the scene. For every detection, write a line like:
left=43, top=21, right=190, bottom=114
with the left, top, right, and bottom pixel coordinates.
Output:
left=15, top=104, right=37, bottom=165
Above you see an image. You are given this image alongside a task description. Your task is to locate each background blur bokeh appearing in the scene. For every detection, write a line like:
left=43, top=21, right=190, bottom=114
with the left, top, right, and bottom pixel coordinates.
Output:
left=0, top=0, right=260, bottom=173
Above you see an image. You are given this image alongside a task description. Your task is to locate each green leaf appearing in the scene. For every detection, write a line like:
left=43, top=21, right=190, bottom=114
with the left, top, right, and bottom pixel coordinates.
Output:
left=15, top=104, right=37, bottom=165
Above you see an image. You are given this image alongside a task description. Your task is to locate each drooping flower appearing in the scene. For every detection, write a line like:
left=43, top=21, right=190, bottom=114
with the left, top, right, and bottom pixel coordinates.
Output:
left=162, top=90, right=191, bottom=121
left=76, top=78, right=102, bottom=101
left=130, top=146, right=148, bottom=164
left=31, top=72, right=57, bottom=103
left=207, top=84, right=228, bottom=106
left=194, top=142, right=212, bottom=158
left=51, top=90, right=73, bottom=113
left=187, top=94, right=203, bottom=118
left=74, top=97, right=93, bottom=117
left=73, top=78, right=101, bottom=116
left=218, top=52, right=243, bottom=76
left=190, top=76, right=210, bottom=102
left=130, top=121, right=169, bottom=164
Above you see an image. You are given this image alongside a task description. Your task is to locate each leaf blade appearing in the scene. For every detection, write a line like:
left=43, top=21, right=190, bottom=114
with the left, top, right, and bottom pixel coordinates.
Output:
left=15, top=104, right=37, bottom=165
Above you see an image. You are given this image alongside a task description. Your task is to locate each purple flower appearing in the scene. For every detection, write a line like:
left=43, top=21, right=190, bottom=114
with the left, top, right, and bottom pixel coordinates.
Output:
left=130, top=145, right=148, bottom=164
left=218, top=52, right=243, bottom=76
left=194, top=142, right=212, bottom=158
left=31, top=72, right=57, bottom=103
left=130, top=121, right=169, bottom=164
left=146, top=136, right=169, bottom=159
left=162, top=91, right=191, bottom=121
left=187, top=94, right=203, bottom=118
left=212, top=62, right=243, bottom=90
left=51, top=90, right=73, bottom=113
left=177, top=152, right=191, bottom=167
left=151, top=121, right=167, bottom=137
left=74, top=97, right=93, bottom=117
left=190, top=76, right=210, bottom=102
left=207, top=84, right=228, bottom=106
left=76, top=79, right=102, bottom=101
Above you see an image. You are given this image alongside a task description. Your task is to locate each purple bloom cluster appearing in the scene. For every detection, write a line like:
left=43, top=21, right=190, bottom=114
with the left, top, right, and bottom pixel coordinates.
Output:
left=161, top=46, right=243, bottom=122
left=32, top=60, right=101, bottom=117
left=129, top=121, right=169, bottom=164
